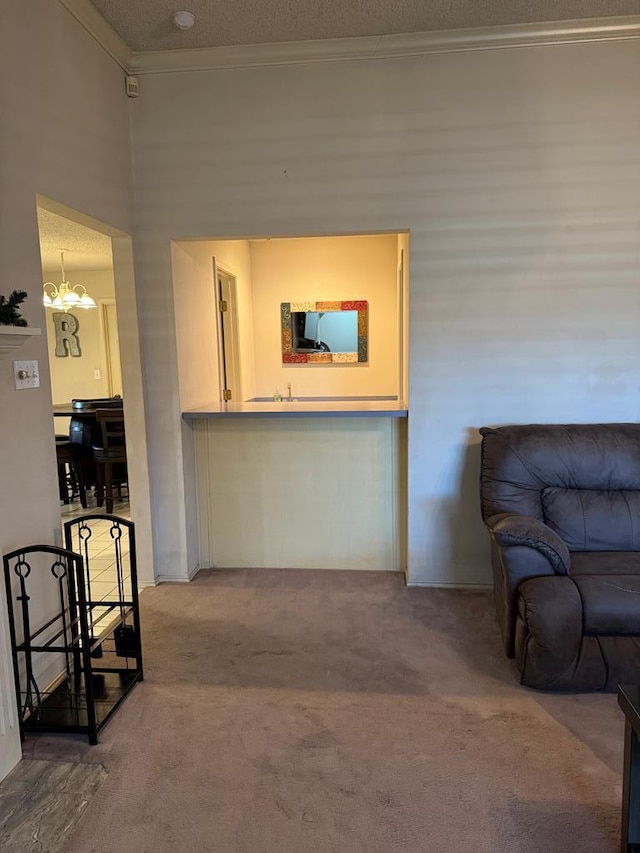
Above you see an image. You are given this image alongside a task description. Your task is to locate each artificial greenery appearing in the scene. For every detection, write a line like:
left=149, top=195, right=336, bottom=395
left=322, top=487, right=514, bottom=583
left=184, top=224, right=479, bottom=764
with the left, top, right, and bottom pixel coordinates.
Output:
left=0, top=290, right=28, bottom=326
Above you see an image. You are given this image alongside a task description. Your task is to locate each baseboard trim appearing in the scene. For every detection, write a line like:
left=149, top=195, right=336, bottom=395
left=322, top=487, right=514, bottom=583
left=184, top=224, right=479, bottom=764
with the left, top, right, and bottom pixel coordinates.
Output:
left=155, top=563, right=201, bottom=584
left=406, top=580, right=493, bottom=590
left=154, top=574, right=191, bottom=583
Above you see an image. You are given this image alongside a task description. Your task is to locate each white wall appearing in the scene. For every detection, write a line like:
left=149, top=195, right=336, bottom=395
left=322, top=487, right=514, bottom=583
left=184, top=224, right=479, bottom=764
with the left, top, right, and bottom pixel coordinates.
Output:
left=172, top=243, right=221, bottom=410
left=130, top=38, right=640, bottom=587
left=249, top=235, right=399, bottom=398
left=170, top=238, right=258, bottom=577
left=195, top=418, right=404, bottom=571
left=397, top=233, right=410, bottom=404
left=172, top=239, right=257, bottom=406
left=170, top=241, right=221, bottom=577
left=43, top=268, right=117, bottom=404
left=209, top=240, right=256, bottom=401
left=0, top=0, right=135, bottom=780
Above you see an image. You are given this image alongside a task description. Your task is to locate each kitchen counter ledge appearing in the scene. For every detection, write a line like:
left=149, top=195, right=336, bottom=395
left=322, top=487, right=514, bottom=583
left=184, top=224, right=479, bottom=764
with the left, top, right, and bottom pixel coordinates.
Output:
left=183, top=399, right=408, bottom=419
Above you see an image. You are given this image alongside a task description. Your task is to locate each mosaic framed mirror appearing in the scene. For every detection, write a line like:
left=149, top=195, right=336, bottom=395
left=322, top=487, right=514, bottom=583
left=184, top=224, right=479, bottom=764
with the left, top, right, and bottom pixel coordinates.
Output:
left=280, top=301, right=368, bottom=364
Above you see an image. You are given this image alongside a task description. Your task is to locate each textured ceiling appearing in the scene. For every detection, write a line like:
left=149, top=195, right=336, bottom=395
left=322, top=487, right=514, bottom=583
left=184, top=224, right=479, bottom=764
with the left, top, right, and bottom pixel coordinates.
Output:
left=89, top=0, right=640, bottom=51
left=37, top=208, right=113, bottom=273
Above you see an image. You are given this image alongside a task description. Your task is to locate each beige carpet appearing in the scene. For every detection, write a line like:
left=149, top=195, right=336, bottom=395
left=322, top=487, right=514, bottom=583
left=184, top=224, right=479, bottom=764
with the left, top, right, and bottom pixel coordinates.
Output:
left=23, top=569, right=623, bottom=852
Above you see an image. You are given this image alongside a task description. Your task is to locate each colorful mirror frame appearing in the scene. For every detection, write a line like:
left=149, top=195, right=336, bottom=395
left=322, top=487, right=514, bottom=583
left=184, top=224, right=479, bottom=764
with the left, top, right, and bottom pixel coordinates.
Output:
left=281, top=301, right=368, bottom=364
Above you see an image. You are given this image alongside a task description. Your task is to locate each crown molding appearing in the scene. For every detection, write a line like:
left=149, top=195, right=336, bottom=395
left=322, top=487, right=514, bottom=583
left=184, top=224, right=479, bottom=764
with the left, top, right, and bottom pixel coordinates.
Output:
left=130, top=15, right=640, bottom=75
left=56, top=3, right=640, bottom=77
left=58, top=0, right=132, bottom=71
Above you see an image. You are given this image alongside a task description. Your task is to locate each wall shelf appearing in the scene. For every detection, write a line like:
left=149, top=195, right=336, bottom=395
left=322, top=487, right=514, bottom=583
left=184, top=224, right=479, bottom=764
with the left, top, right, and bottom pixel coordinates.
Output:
left=0, top=327, right=41, bottom=359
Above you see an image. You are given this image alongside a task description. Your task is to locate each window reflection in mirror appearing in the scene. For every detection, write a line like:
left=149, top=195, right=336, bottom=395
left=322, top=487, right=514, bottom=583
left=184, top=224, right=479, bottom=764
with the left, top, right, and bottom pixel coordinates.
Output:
left=281, top=301, right=368, bottom=364
left=292, top=310, right=358, bottom=354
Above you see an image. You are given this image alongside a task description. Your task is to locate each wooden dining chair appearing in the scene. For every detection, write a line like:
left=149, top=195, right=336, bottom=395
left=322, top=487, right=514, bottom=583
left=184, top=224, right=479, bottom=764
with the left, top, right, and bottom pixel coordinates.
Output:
left=92, top=409, right=127, bottom=514
left=55, top=436, right=87, bottom=508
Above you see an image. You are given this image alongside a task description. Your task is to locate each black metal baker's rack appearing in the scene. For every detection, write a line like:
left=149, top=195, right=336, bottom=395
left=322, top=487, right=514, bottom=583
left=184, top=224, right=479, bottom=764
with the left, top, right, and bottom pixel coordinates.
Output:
left=2, top=515, right=143, bottom=745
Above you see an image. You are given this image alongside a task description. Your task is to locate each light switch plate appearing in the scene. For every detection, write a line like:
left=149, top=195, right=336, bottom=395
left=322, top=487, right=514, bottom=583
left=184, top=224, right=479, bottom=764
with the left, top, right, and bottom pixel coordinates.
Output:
left=13, top=359, right=40, bottom=390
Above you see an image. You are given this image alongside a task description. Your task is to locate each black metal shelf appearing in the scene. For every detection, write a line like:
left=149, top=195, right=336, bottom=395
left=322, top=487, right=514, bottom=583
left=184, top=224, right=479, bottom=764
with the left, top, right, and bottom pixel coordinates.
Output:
left=3, top=515, right=143, bottom=745
left=21, top=669, right=140, bottom=735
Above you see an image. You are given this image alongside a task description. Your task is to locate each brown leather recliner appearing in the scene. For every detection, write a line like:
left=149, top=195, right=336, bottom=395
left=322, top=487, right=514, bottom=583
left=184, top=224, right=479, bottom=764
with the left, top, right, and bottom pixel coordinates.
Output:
left=479, top=423, right=640, bottom=691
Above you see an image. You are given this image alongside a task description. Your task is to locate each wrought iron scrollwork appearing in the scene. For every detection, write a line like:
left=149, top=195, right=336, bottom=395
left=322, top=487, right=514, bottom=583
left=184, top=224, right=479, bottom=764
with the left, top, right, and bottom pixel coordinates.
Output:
left=13, top=555, right=41, bottom=719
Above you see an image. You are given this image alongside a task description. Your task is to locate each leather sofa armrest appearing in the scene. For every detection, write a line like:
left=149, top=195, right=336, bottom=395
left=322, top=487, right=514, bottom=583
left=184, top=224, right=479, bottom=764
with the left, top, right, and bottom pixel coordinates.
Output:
left=486, top=512, right=570, bottom=575
left=515, top=575, right=595, bottom=690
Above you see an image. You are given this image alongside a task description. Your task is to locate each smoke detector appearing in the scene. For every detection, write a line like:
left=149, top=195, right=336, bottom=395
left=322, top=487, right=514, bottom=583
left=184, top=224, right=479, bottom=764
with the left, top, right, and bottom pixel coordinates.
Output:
left=172, top=10, right=196, bottom=30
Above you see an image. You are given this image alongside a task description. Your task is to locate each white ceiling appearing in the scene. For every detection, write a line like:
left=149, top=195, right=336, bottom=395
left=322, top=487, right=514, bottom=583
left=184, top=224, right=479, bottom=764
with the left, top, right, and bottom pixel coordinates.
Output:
left=37, top=208, right=113, bottom=273
left=89, top=0, right=640, bottom=51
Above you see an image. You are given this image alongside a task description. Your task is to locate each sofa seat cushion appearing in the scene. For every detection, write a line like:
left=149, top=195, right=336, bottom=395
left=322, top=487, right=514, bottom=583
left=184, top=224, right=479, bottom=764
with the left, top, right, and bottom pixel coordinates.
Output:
left=572, top=574, right=640, bottom=634
left=570, top=551, right=640, bottom=576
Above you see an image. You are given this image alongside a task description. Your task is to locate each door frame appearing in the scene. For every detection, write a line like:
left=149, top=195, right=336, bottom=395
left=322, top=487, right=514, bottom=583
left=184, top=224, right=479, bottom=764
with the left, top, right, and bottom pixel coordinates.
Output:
left=213, top=262, right=242, bottom=403
left=98, top=298, right=122, bottom=397
left=37, top=196, right=155, bottom=590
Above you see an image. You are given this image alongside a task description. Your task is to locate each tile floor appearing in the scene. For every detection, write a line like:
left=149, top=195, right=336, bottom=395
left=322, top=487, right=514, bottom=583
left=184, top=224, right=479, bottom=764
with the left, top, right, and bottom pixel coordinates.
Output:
left=60, top=494, right=132, bottom=607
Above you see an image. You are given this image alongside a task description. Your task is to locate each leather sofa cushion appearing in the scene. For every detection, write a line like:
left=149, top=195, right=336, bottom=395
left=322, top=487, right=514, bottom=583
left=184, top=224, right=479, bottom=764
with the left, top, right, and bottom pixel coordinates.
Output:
left=573, top=575, right=640, bottom=634
left=542, top=488, right=640, bottom=551
left=570, top=551, right=640, bottom=576
left=480, top=424, right=640, bottom=524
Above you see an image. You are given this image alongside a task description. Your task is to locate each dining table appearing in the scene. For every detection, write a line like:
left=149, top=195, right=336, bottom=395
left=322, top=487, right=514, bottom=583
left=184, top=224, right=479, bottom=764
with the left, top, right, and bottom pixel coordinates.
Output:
left=53, top=397, right=124, bottom=500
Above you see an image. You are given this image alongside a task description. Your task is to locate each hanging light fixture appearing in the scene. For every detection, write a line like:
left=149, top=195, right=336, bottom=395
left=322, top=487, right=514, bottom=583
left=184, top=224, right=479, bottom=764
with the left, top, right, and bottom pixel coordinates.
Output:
left=43, top=251, right=97, bottom=311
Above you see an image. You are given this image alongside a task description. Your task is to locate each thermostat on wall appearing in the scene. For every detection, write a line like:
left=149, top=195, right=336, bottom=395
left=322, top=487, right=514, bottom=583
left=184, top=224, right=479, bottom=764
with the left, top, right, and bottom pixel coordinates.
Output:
left=125, top=76, right=139, bottom=98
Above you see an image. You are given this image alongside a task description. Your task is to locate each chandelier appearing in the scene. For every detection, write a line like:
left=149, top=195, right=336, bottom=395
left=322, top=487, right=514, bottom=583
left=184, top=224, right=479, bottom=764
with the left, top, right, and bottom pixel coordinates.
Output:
left=43, top=251, right=97, bottom=311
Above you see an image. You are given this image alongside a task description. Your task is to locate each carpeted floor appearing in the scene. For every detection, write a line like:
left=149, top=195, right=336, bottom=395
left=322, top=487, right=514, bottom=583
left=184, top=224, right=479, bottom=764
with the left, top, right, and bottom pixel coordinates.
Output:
left=22, top=568, right=623, bottom=853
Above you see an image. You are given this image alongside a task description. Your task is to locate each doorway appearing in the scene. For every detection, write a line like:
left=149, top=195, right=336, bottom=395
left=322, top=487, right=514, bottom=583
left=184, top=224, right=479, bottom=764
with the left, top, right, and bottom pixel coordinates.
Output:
left=35, top=195, right=155, bottom=587
left=37, top=206, right=128, bottom=521
left=0, top=197, right=155, bottom=783
left=34, top=196, right=154, bottom=591
left=214, top=263, right=241, bottom=403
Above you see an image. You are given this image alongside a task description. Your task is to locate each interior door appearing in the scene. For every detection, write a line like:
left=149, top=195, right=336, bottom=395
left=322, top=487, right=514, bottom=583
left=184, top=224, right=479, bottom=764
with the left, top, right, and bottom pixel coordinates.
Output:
left=213, top=261, right=241, bottom=403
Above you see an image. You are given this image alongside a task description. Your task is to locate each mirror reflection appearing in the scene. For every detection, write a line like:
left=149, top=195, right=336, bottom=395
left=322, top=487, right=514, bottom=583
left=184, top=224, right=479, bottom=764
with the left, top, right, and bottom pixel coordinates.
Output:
left=292, top=310, right=358, bottom=353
